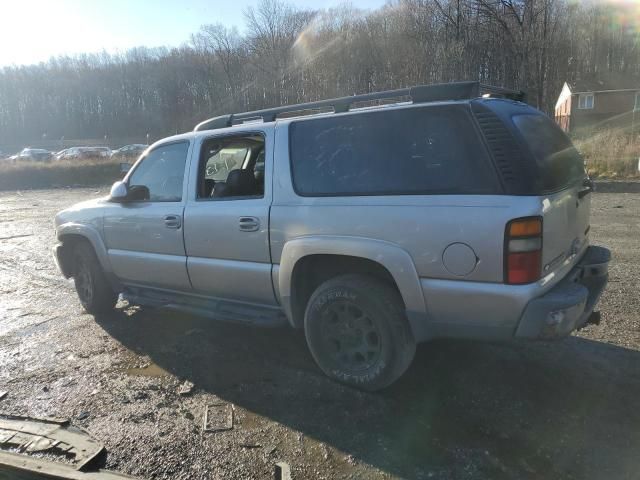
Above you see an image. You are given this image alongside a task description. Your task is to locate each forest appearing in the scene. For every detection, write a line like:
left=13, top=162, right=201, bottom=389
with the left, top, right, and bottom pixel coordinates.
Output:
left=0, top=0, right=638, bottom=148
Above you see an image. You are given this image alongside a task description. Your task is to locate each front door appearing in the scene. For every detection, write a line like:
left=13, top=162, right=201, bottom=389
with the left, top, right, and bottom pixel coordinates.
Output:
left=183, top=131, right=276, bottom=305
left=103, top=140, right=193, bottom=291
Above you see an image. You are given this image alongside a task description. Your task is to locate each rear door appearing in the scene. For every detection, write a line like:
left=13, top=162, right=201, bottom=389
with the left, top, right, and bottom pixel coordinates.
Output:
left=182, top=130, right=276, bottom=305
left=511, top=113, right=591, bottom=275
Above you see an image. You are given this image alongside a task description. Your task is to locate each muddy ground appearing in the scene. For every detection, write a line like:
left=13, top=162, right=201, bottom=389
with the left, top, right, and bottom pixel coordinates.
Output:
left=0, top=185, right=638, bottom=480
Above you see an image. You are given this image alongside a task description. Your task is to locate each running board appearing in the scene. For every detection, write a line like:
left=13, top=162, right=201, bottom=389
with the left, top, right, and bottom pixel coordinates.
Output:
left=122, top=286, right=288, bottom=328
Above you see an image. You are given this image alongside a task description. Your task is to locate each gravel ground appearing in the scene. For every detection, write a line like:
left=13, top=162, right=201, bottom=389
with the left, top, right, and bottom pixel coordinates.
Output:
left=0, top=184, right=638, bottom=479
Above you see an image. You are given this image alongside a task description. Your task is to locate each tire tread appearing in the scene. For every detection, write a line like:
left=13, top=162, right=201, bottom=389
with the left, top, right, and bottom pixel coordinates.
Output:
left=73, top=242, right=117, bottom=314
left=304, top=274, right=416, bottom=391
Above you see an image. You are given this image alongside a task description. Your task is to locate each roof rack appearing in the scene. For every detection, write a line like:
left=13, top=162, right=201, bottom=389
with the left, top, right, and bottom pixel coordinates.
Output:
left=194, top=81, right=526, bottom=132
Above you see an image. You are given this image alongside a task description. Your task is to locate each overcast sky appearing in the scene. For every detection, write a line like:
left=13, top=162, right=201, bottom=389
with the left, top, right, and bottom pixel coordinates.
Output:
left=0, top=0, right=386, bottom=67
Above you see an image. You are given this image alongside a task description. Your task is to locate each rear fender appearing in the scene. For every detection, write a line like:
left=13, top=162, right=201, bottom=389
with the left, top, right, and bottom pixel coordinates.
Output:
left=278, top=236, right=430, bottom=340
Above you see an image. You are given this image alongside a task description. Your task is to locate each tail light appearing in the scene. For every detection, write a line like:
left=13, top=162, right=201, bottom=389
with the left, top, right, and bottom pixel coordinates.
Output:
left=505, top=217, right=542, bottom=284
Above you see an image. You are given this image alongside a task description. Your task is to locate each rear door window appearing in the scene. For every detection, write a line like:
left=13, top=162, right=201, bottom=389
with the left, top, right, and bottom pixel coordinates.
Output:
left=289, top=105, right=498, bottom=196
left=512, top=114, right=584, bottom=192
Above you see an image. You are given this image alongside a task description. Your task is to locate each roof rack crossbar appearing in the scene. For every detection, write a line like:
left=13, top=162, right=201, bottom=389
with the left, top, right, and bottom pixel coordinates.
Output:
left=194, top=81, right=525, bottom=132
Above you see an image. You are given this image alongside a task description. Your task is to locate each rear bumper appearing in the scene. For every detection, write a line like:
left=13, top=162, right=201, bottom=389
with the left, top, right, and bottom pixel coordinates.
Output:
left=514, top=245, right=611, bottom=339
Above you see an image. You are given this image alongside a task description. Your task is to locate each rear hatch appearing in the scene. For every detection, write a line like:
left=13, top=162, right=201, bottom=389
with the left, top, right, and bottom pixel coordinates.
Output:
left=511, top=112, right=591, bottom=277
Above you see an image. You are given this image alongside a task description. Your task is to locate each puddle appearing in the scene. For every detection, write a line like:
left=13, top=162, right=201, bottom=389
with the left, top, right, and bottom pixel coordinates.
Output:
left=125, top=363, right=171, bottom=377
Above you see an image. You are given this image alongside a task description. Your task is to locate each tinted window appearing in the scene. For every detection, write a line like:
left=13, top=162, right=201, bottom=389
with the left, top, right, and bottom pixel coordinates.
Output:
left=512, top=114, right=584, bottom=192
left=290, top=106, right=497, bottom=196
left=128, top=141, right=189, bottom=201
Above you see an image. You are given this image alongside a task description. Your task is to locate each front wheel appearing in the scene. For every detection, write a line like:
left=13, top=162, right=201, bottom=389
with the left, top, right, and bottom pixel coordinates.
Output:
left=73, top=242, right=118, bottom=314
left=304, top=274, right=416, bottom=391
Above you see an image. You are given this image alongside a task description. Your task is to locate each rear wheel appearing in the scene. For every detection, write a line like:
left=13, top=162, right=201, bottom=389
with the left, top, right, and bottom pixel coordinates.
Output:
left=73, top=242, right=117, bottom=314
left=304, top=274, right=416, bottom=391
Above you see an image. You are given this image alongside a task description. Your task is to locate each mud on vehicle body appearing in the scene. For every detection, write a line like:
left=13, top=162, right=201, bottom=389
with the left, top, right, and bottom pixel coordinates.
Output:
left=53, top=81, right=611, bottom=390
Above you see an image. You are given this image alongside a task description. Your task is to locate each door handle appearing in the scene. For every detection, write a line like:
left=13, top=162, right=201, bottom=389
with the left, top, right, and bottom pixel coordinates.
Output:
left=164, top=215, right=182, bottom=229
left=239, top=216, right=260, bottom=232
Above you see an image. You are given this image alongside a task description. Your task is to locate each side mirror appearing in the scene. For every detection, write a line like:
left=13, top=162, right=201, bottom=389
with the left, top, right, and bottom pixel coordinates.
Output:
left=110, top=181, right=128, bottom=201
left=109, top=181, right=150, bottom=202
left=128, top=185, right=150, bottom=201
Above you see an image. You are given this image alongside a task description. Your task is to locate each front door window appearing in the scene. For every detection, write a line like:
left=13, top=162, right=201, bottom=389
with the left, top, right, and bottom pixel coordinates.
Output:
left=128, top=141, right=189, bottom=201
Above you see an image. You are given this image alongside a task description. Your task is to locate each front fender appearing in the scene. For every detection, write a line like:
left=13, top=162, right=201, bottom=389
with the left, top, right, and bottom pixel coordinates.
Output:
left=277, top=236, right=430, bottom=341
left=57, top=222, right=112, bottom=274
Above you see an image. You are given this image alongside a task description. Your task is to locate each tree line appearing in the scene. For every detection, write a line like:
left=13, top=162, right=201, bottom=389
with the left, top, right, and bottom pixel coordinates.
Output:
left=0, top=0, right=638, bottom=148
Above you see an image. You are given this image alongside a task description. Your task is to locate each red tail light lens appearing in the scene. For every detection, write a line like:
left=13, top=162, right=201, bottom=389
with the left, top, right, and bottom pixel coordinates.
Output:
left=505, top=217, right=542, bottom=285
left=506, top=251, right=541, bottom=284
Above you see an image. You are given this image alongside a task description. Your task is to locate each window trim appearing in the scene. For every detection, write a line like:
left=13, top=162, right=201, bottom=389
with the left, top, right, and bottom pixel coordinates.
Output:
left=125, top=139, right=191, bottom=203
left=195, top=131, right=266, bottom=202
left=577, top=93, right=594, bottom=110
left=287, top=104, right=501, bottom=198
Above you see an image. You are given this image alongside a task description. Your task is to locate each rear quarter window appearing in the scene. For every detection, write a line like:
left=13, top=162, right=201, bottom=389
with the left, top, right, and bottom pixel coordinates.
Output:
left=289, top=105, right=499, bottom=196
left=512, top=114, right=585, bottom=193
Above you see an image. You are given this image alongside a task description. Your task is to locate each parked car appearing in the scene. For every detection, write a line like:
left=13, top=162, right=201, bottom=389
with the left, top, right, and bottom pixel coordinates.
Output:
left=53, top=82, right=610, bottom=391
left=17, top=148, right=52, bottom=162
left=88, top=146, right=112, bottom=158
left=111, top=144, right=147, bottom=161
left=54, top=148, right=71, bottom=160
left=57, top=147, right=112, bottom=161
left=57, top=147, right=85, bottom=160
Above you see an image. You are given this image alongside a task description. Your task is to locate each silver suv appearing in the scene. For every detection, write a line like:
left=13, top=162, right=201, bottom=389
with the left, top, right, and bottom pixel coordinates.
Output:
left=53, top=82, right=611, bottom=391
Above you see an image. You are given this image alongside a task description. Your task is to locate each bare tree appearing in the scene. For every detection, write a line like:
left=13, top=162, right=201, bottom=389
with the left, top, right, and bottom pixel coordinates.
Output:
left=0, top=0, right=638, bottom=149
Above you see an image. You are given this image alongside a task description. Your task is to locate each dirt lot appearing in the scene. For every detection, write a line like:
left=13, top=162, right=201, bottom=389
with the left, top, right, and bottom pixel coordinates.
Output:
left=0, top=185, right=639, bottom=480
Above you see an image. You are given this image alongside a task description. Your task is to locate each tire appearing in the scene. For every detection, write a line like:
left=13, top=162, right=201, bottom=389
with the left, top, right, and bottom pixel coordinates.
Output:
left=304, top=274, right=416, bottom=391
left=73, top=242, right=118, bottom=314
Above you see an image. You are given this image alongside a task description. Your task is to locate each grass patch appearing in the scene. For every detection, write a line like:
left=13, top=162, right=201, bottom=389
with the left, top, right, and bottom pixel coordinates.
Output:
left=573, top=129, right=640, bottom=178
left=0, top=158, right=121, bottom=191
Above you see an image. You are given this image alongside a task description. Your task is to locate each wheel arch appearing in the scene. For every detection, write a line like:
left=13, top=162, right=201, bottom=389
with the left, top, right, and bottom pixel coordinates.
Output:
left=57, top=223, right=112, bottom=276
left=277, top=236, right=429, bottom=341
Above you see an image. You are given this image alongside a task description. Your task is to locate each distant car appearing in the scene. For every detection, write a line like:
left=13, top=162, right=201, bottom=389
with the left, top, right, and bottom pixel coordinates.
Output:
left=111, top=144, right=147, bottom=161
left=54, top=149, right=71, bottom=161
left=58, top=147, right=112, bottom=161
left=17, top=148, right=52, bottom=162
left=89, top=147, right=112, bottom=158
